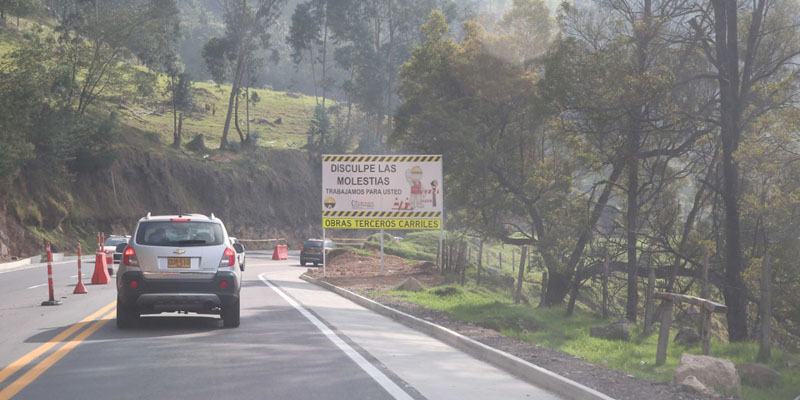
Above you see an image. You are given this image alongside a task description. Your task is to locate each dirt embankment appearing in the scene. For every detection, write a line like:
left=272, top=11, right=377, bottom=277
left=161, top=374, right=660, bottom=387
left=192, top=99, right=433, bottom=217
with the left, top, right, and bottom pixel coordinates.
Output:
left=0, top=147, right=320, bottom=261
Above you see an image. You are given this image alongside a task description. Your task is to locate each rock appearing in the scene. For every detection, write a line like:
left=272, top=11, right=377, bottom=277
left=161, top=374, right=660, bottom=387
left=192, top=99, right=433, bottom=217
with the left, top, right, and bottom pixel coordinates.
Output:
left=590, top=319, right=631, bottom=341
left=674, top=326, right=701, bottom=347
left=394, top=277, right=424, bottom=292
left=680, top=375, right=715, bottom=396
left=599, top=360, right=608, bottom=368
left=674, top=353, right=740, bottom=396
left=737, top=362, right=780, bottom=388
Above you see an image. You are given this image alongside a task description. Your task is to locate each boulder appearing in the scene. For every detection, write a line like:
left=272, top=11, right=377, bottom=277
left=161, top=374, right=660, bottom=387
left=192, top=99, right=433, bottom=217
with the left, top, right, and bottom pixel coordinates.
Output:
left=674, top=353, right=740, bottom=396
left=680, top=375, right=714, bottom=396
left=590, top=319, right=631, bottom=341
left=737, top=362, right=780, bottom=388
left=674, top=326, right=701, bottom=347
left=395, top=277, right=424, bottom=292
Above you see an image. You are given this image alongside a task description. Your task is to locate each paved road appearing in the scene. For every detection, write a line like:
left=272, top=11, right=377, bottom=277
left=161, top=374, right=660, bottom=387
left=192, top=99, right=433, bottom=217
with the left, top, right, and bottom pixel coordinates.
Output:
left=0, top=251, right=562, bottom=400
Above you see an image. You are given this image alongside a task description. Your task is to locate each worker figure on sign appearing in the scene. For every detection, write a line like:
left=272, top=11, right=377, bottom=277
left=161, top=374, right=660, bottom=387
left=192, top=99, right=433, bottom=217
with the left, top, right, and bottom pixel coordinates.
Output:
left=406, top=166, right=424, bottom=209
left=430, top=180, right=438, bottom=207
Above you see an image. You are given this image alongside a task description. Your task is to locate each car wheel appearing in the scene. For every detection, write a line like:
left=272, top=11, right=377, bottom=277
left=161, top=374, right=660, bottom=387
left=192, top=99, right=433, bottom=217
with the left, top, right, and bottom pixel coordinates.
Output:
left=116, top=299, right=139, bottom=329
left=313, top=262, right=319, bottom=267
left=300, top=260, right=306, bottom=266
left=222, top=299, right=240, bottom=328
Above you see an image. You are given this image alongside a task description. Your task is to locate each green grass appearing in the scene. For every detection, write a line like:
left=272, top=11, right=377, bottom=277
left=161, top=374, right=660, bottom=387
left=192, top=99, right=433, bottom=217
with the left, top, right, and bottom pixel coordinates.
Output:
left=383, top=284, right=800, bottom=400
left=1, top=18, right=321, bottom=154
left=112, top=81, right=320, bottom=152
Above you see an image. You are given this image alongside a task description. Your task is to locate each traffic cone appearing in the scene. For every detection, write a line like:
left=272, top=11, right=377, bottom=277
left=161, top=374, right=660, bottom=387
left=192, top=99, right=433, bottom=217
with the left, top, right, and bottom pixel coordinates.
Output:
left=74, top=243, right=88, bottom=294
left=92, top=233, right=110, bottom=284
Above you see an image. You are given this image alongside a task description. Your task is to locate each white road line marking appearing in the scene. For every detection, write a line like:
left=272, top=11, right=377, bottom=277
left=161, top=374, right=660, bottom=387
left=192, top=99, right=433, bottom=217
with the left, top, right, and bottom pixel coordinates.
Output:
left=27, top=284, right=47, bottom=289
left=258, top=273, right=414, bottom=400
left=0, top=258, right=94, bottom=275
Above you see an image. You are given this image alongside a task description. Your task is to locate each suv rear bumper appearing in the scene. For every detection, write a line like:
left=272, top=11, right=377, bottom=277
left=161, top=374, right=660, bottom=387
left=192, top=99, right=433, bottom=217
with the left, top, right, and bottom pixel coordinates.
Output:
left=118, top=271, right=239, bottom=314
left=300, top=253, right=323, bottom=263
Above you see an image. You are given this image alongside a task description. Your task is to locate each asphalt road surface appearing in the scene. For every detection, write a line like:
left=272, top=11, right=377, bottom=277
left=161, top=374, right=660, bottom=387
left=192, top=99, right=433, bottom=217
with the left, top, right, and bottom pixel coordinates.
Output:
left=0, top=251, right=562, bottom=400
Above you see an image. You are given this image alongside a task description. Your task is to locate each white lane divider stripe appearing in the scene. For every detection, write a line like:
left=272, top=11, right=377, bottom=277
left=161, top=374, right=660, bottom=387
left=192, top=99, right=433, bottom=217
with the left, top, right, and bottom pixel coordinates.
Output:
left=27, top=283, right=48, bottom=289
left=258, top=273, right=414, bottom=400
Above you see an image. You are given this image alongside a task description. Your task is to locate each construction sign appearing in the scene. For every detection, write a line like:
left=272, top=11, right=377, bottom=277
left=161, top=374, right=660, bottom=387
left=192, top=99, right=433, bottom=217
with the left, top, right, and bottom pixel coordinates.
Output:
left=322, top=155, right=443, bottom=230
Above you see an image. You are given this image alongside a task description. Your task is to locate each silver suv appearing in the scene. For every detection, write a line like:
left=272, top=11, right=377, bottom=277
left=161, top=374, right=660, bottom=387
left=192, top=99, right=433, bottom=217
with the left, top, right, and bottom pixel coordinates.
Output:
left=116, top=213, right=242, bottom=328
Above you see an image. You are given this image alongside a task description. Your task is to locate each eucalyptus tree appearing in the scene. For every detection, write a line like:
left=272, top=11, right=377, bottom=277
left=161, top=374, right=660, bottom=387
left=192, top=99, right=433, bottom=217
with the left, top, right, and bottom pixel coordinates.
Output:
left=203, top=0, right=285, bottom=149
left=553, top=0, right=716, bottom=319
left=394, top=11, right=589, bottom=305
left=329, top=0, right=459, bottom=150
left=689, top=0, right=800, bottom=341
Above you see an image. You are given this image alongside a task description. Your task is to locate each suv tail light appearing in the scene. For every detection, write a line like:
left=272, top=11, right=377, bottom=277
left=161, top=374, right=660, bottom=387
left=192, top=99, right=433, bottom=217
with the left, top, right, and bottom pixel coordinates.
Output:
left=123, top=247, right=138, bottom=267
left=219, top=247, right=236, bottom=268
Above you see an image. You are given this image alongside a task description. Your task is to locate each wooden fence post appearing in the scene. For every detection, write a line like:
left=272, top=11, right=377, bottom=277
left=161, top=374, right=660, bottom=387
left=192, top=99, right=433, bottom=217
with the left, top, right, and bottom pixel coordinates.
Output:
left=700, top=308, right=711, bottom=355
left=512, top=250, right=516, bottom=273
left=515, top=246, right=527, bottom=304
left=644, top=257, right=656, bottom=334
left=656, top=300, right=674, bottom=366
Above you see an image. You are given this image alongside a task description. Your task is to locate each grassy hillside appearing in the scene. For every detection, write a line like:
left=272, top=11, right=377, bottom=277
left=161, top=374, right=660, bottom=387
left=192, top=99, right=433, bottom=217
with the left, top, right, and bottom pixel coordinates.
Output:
left=0, top=18, right=320, bottom=153
left=119, top=81, right=319, bottom=151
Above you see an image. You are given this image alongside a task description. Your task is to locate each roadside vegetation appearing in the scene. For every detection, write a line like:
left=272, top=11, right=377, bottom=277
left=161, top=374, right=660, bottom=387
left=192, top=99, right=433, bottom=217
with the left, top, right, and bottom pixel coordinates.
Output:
left=2, top=1, right=800, bottom=398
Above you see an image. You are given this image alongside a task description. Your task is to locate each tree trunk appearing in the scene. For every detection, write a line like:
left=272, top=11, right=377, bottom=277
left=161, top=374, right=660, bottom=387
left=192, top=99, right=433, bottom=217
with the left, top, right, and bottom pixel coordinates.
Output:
left=561, top=162, right=624, bottom=304
left=245, top=69, right=251, bottom=145
left=172, top=78, right=178, bottom=147
left=712, top=0, right=749, bottom=342
left=544, top=270, right=571, bottom=306
left=234, top=91, right=245, bottom=143
left=566, top=260, right=584, bottom=316
left=321, top=1, right=329, bottom=108
left=175, top=113, right=183, bottom=147
left=220, top=51, right=246, bottom=149
left=625, top=138, right=639, bottom=322
left=757, top=253, right=771, bottom=361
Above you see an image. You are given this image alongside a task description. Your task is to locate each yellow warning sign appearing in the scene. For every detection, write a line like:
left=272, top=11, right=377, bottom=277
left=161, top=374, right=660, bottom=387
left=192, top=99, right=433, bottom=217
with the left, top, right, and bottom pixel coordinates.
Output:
left=322, top=218, right=441, bottom=230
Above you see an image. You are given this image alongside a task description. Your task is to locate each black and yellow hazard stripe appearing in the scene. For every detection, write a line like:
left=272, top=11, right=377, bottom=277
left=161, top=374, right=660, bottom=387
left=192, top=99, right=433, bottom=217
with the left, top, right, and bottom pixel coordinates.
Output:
left=322, top=155, right=442, bottom=163
left=322, top=211, right=441, bottom=218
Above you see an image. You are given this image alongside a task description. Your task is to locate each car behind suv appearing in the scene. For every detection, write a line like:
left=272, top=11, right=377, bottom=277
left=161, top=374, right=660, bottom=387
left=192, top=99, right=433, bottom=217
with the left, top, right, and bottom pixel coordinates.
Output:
left=116, top=213, right=242, bottom=328
left=300, top=239, right=334, bottom=266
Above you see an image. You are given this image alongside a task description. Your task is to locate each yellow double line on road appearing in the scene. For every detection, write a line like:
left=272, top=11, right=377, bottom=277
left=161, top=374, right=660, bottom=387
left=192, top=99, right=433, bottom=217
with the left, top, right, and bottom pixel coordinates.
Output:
left=0, top=301, right=116, bottom=400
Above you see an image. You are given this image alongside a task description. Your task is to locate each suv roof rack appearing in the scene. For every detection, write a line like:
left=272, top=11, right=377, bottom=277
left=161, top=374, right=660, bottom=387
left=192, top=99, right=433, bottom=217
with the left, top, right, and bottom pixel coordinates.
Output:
left=145, top=212, right=151, bottom=220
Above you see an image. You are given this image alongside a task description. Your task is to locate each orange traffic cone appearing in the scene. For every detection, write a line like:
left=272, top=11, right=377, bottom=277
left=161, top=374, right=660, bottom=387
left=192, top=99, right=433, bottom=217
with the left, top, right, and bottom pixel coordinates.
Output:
left=91, top=233, right=110, bottom=284
left=74, top=243, right=88, bottom=294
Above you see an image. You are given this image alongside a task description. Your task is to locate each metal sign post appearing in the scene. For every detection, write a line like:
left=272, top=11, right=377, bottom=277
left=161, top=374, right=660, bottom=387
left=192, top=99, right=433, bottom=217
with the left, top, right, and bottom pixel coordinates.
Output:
left=380, top=229, right=385, bottom=276
left=322, top=228, right=327, bottom=277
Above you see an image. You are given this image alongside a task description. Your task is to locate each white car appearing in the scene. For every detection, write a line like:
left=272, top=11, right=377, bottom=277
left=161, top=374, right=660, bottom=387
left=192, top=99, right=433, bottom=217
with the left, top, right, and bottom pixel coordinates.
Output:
left=229, top=237, right=246, bottom=271
left=103, top=235, right=131, bottom=275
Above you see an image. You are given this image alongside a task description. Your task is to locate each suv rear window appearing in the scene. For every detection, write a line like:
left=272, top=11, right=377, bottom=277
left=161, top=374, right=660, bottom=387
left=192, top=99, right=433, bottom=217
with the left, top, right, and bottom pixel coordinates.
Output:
left=136, top=221, right=224, bottom=246
left=304, top=240, right=333, bottom=248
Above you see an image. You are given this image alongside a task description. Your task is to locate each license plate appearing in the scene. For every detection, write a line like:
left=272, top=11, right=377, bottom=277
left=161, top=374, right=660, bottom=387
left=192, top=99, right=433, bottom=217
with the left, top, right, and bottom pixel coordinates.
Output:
left=167, top=258, right=191, bottom=268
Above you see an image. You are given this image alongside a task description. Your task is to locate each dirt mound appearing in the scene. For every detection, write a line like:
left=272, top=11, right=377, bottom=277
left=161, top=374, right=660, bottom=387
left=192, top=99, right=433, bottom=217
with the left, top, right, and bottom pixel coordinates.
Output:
left=306, top=248, right=444, bottom=290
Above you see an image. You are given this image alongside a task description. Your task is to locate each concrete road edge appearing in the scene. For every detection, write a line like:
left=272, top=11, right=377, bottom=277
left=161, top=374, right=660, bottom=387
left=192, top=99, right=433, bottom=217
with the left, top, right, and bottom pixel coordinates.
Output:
left=300, top=273, right=615, bottom=400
